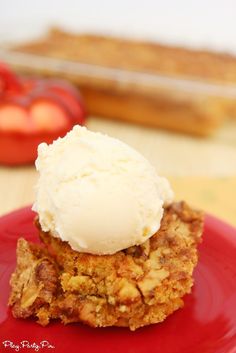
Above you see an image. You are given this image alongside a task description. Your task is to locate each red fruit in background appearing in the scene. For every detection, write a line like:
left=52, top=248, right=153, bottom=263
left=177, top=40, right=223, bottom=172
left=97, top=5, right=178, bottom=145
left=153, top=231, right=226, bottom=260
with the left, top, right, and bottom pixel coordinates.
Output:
left=0, top=62, right=22, bottom=95
left=0, top=63, right=86, bottom=165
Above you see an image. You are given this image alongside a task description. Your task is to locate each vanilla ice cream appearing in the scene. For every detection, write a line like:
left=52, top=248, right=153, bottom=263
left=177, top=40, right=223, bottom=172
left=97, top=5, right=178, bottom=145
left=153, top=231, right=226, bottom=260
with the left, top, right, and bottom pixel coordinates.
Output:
left=33, top=126, right=173, bottom=255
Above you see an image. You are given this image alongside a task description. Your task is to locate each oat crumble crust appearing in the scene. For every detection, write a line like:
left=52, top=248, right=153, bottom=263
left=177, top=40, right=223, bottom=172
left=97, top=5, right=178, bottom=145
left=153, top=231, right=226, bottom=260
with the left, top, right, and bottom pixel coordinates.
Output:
left=9, top=201, right=203, bottom=330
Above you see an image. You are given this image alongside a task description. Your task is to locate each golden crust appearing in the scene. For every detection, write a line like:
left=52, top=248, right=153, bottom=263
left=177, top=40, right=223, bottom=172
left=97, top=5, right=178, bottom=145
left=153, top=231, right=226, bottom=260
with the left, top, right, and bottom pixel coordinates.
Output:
left=8, top=239, right=58, bottom=326
left=9, top=201, right=203, bottom=330
left=15, top=28, right=236, bottom=83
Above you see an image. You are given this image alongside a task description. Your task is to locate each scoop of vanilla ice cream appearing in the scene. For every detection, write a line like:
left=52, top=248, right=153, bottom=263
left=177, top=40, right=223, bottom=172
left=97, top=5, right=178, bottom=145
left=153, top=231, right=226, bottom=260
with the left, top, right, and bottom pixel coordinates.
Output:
left=33, top=126, right=173, bottom=255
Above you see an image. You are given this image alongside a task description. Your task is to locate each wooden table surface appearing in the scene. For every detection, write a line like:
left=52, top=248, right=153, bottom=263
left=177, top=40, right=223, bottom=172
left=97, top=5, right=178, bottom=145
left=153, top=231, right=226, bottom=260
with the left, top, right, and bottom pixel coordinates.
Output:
left=1, top=117, right=236, bottom=227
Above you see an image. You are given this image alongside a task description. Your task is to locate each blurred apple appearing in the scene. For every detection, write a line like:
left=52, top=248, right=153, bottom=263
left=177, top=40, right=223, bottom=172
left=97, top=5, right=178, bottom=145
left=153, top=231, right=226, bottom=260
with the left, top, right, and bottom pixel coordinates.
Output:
left=0, top=63, right=86, bottom=165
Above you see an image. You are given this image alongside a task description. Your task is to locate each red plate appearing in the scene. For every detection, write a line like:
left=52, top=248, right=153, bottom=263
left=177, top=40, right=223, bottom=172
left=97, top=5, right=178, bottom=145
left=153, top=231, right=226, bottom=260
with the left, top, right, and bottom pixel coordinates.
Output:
left=0, top=207, right=236, bottom=353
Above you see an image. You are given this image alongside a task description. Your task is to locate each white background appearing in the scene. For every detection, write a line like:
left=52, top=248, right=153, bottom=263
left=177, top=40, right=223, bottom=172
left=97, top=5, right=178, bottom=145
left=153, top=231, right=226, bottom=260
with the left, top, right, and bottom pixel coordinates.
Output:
left=0, top=0, right=236, bottom=53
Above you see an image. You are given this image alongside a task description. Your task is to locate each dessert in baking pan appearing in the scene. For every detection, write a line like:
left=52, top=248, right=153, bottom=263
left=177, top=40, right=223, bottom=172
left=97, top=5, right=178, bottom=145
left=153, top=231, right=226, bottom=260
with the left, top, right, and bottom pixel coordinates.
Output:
left=5, top=27, right=236, bottom=136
